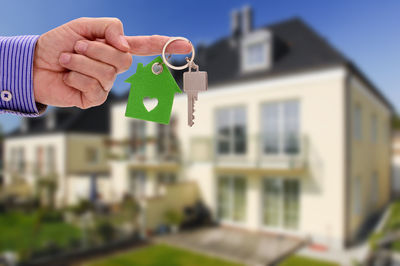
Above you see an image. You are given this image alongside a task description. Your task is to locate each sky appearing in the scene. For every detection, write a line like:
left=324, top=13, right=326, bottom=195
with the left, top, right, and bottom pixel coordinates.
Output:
left=0, top=0, right=399, bottom=133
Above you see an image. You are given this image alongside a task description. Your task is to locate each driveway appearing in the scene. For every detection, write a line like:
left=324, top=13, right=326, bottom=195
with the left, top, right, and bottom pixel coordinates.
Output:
left=155, top=227, right=307, bottom=266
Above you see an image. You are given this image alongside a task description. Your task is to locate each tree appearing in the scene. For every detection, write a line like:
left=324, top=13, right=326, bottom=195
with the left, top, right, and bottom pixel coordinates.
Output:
left=393, top=114, right=400, bottom=130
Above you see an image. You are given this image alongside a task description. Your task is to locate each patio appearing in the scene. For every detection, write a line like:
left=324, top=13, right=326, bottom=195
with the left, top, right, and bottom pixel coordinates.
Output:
left=155, top=227, right=307, bottom=266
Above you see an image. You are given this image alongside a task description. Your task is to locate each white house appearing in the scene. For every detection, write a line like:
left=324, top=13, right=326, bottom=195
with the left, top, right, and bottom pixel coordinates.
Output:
left=3, top=102, right=113, bottom=206
left=109, top=7, right=393, bottom=251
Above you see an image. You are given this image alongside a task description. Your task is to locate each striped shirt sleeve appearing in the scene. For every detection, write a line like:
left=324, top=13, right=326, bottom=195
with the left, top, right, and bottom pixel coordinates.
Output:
left=0, top=35, right=46, bottom=117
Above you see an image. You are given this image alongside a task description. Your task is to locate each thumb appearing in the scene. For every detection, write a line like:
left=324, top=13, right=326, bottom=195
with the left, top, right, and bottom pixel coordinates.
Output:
left=69, top=17, right=130, bottom=52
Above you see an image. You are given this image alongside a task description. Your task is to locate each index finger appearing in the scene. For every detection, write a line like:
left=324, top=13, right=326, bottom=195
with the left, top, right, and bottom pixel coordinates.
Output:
left=125, top=35, right=192, bottom=56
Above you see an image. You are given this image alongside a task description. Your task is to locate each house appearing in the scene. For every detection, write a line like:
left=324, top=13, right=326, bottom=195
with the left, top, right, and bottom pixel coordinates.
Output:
left=392, top=131, right=400, bottom=198
left=109, top=6, right=393, bottom=251
left=3, top=100, right=113, bottom=207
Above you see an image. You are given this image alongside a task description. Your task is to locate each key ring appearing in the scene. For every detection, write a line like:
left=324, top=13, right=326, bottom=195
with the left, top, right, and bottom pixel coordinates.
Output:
left=162, top=37, right=195, bottom=70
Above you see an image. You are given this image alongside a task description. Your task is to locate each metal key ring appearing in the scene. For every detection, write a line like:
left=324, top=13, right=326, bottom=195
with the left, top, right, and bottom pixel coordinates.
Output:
left=162, top=37, right=195, bottom=70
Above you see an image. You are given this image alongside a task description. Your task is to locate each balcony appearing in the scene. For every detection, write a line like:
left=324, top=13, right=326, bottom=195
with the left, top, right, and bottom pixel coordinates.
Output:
left=106, top=138, right=181, bottom=168
left=188, top=135, right=309, bottom=177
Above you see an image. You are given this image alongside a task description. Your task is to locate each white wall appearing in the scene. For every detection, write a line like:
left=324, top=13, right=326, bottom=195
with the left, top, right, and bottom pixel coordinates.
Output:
left=4, top=134, right=66, bottom=205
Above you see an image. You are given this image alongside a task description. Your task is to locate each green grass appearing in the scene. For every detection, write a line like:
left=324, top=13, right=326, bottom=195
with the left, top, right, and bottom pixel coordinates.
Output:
left=0, top=211, right=81, bottom=253
left=279, top=255, right=339, bottom=266
left=85, top=244, right=243, bottom=266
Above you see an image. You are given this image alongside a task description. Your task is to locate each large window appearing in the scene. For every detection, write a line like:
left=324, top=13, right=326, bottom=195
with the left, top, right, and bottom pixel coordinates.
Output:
left=217, top=176, right=246, bottom=222
left=129, top=120, right=146, bottom=155
left=370, top=172, right=379, bottom=209
left=262, top=100, right=300, bottom=155
left=46, top=146, right=56, bottom=173
left=354, top=105, right=362, bottom=140
left=216, top=107, right=247, bottom=155
left=157, top=117, right=178, bottom=157
left=262, top=178, right=300, bottom=230
left=352, top=176, right=362, bottom=216
left=371, top=114, right=378, bottom=143
left=129, top=171, right=146, bottom=198
left=11, top=147, right=25, bottom=174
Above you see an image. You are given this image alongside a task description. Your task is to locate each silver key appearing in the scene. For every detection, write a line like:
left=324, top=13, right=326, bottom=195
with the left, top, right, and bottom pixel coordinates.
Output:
left=183, top=69, right=208, bottom=127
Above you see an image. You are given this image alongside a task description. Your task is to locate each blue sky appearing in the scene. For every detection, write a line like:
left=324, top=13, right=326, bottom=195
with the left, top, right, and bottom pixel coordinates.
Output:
left=0, top=0, right=399, bottom=133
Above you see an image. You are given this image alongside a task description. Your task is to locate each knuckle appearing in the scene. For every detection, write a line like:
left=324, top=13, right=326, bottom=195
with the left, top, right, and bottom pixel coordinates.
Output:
left=111, top=17, right=122, bottom=27
left=121, top=54, right=133, bottom=71
left=104, top=66, right=117, bottom=81
left=88, top=78, right=100, bottom=91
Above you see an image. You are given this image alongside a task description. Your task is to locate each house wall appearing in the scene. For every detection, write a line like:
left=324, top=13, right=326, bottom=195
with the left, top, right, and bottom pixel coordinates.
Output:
left=144, top=182, right=200, bottom=230
left=393, top=132, right=400, bottom=198
left=65, top=134, right=109, bottom=174
left=347, top=76, right=392, bottom=243
left=3, top=134, right=67, bottom=205
left=111, top=66, right=349, bottom=249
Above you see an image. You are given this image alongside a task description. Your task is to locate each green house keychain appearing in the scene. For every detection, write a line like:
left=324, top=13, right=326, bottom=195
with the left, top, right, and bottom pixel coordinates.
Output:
left=125, top=56, right=181, bottom=124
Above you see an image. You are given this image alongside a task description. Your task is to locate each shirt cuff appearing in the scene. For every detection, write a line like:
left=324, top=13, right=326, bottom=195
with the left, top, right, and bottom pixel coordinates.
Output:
left=0, top=35, right=47, bottom=117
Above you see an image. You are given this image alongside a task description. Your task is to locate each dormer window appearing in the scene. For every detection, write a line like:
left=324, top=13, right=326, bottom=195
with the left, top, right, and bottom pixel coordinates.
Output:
left=241, top=29, right=273, bottom=73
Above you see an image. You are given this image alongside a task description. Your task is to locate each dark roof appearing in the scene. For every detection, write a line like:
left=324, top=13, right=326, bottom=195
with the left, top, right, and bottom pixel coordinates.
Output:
left=171, top=17, right=393, bottom=111
left=7, top=94, right=116, bottom=138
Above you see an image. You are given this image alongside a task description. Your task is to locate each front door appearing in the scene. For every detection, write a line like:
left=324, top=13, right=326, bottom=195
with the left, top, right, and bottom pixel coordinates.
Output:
left=262, top=178, right=300, bottom=230
left=217, top=176, right=247, bottom=223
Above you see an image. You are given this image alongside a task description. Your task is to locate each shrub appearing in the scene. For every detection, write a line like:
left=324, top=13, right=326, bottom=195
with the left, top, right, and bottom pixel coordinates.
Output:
left=96, top=221, right=116, bottom=243
left=164, top=209, right=183, bottom=226
left=39, top=209, right=64, bottom=223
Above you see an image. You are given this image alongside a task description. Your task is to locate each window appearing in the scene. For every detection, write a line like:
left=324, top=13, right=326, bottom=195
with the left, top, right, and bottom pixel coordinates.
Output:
left=86, top=147, right=100, bottom=164
left=157, top=172, right=177, bottom=194
left=216, top=107, right=247, bottom=155
left=12, top=147, right=26, bottom=173
left=35, top=146, right=44, bottom=175
left=262, top=100, right=300, bottom=155
left=246, top=42, right=265, bottom=66
left=262, top=178, right=300, bottom=230
left=354, top=105, right=362, bottom=140
left=370, top=172, right=379, bottom=209
left=129, top=120, right=146, bottom=155
left=46, top=146, right=56, bottom=174
left=241, top=29, right=272, bottom=73
left=130, top=171, right=146, bottom=198
left=217, top=176, right=246, bottom=222
left=157, top=117, right=178, bottom=157
left=353, top=176, right=362, bottom=216
left=157, top=172, right=177, bottom=185
left=371, top=114, right=377, bottom=143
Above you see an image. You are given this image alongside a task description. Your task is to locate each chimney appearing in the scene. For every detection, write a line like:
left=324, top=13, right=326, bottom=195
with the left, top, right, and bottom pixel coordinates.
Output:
left=231, top=9, right=241, bottom=37
left=241, top=6, right=253, bottom=35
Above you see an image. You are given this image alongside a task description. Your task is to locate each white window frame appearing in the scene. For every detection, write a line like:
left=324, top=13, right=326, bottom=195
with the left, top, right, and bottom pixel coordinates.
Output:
left=241, top=30, right=272, bottom=73
left=261, top=100, right=301, bottom=157
left=353, top=176, right=362, bottom=216
left=261, top=177, right=301, bottom=231
left=354, top=104, right=362, bottom=140
left=215, top=106, right=247, bottom=156
left=371, top=114, right=378, bottom=143
left=216, top=175, right=247, bottom=224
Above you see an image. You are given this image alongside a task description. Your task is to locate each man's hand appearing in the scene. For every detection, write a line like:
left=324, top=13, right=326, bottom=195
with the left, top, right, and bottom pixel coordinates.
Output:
left=33, top=17, right=191, bottom=109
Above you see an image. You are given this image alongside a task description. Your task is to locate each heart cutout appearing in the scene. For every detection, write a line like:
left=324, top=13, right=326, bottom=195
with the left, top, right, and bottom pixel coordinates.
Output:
left=143, top=97, right=159, bottom=112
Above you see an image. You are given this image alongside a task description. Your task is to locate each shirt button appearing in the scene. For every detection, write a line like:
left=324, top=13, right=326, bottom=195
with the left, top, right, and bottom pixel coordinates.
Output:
left=1, top=90, right=12, bottom=102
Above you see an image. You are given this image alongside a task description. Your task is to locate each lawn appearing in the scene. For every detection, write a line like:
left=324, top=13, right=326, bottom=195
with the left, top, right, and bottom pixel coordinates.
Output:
left=279, top=255, right=339, bottom=266
left=0, top=211, right=81, bottom=253
left=85, top=244, right=243, bottom=266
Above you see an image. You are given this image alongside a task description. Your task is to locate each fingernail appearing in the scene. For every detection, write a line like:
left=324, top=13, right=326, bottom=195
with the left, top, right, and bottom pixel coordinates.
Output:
left=119, top=35, right=129, bottom=50
left=59, top=53, right=71, bottom=65
left=75, top=41, right=88, bottom=53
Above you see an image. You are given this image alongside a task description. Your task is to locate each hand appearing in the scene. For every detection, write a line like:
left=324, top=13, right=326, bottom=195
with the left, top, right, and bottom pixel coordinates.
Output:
left=33, top=17, right=191, bottom=109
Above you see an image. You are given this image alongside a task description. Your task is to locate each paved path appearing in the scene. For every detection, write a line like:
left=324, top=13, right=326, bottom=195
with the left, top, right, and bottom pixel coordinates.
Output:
left=155, top=227, right=306, bottom=266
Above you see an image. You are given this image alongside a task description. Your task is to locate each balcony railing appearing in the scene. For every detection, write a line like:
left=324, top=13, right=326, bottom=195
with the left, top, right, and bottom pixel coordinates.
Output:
left=188, top=135, right=309, bottom=176
left=105, top=138, right=181, bottom=164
